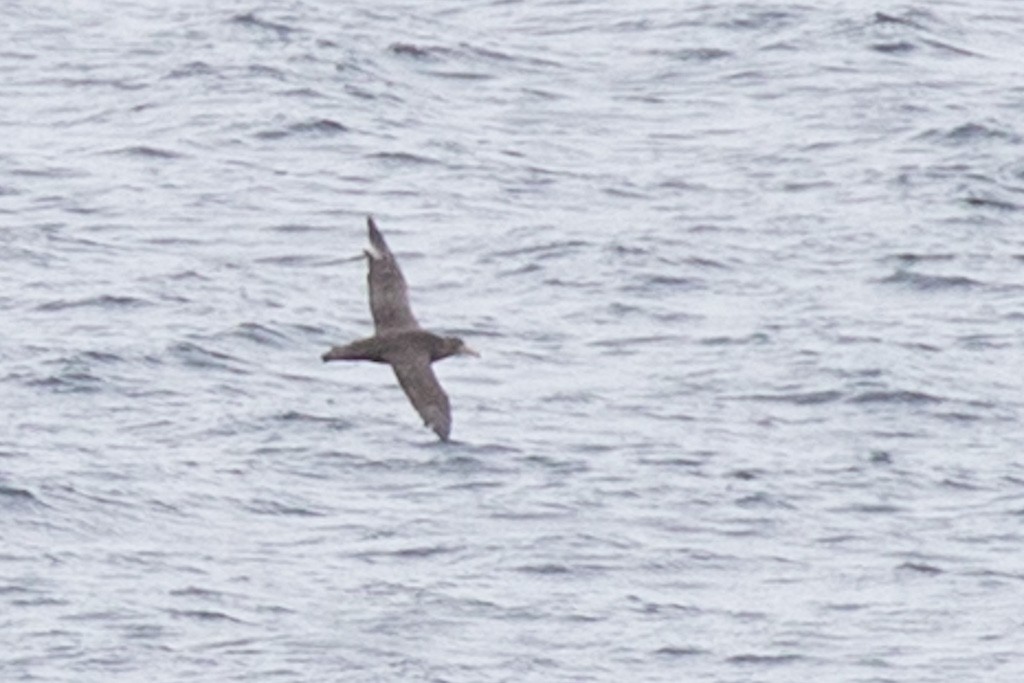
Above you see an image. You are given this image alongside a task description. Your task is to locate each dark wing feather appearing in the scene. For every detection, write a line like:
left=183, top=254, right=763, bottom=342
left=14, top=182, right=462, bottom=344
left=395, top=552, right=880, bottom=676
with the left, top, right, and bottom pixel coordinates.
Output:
left=390, top=350, right=451, bottom=441
left=366, top=217, right=419, bottom=333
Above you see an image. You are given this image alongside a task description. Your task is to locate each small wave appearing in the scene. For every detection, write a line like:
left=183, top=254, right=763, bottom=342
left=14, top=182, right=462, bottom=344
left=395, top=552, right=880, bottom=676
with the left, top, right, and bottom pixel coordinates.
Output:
left=367, top=151, right=440, bottom=166
left=515, top=563, right=571, bottom=575
left=602, top=186, right=650, bottom=199
left=169, top=341, right=247, bottom=374
left=1000, top=160, right=1024, bottom=184
left=874, top=11, right=927, bottom=28
left=166, top=61, right=216, bottom=79
left=254, top=253, right=320, bottom=266
left=782, top=179, right=835, bottom=192
left=257, top=118, right=349, bottom=140
left=736, top=492, right=795, bottom=509
left=166, top=269, right=209, bottom=281
left=466, top=44, right=538, bottom=65
left=76, top=350, right=123, bottom=364
left=738, top=390, right=843, bottom=405
left=543, top=390, right=597, bottom=404
left=897, top=561, right=943, bottom=575
left=244, top=499, right=324, bottom=517
left=275, top=411, right=354, bottom=431
left=27, top=369, right=104, bottom=394
left=870, top=450, right=893, bottom=464
left=721, top=8, right=798, bottom=32
left=919, top=122, right=1021, bottom=146
left=267, top=223, right=322, bottom=234
left=389, top=42, right=448, bottom=61
left=12, top=165, right=83, bottom=179
left=937, top=410, right=983, bottom=423
left=222, top=322, right=290, bottom=347
left=434, top=441, right=521, bottom=459
left=425, top=70, right=494, bottom=81
left=356, top=545, right=460, bottom=560
left=291, top=322, right=332, bottom=337
left=167, top=608, right=244, bottom=623
left=871, top=41, right=915, bottom=54
left=846, top=503, right=906, bottom=515
left=591, top=334, right=684, bottom=348
left=849, top=389, right=943, bottom=405
left=393, top=545, right=460, bottom=558
left=248, top=64, right=286, bottom=80
left=231, top=12, right=295, bottom=38
left=867, top=8, right=979, bottom=59
left=639, top=456, right=703, bottom=469
left=110, top=145, right=183, bottom=160
left=169, top=586, right=230, bottom=599
left=886, top=252, right=954, bottom=264
left=653, top=645, right=708, bottom=657
left=281, top=87, right=326, bottom=99
left=0, top=486, right=39, bottom=506
left=728, top=653, right=804, bottom=665
left=36, top=295, right=151, bottom=311
left=699, top=333, right=770, bottom=346
left=965, top=195, right=1021, bottom=212
left=920, top=38, right=980, bottom=58
left=488, top=239, right=590, bottom=260
left=630, top=274, right=704, bottom=292
left=879, top=270, right=982, bottom=290
left=51, top=77, right=145, bottom=91
left=664, top=47, right=733, bottom=62
left=389, top=41, right=559, bottom=70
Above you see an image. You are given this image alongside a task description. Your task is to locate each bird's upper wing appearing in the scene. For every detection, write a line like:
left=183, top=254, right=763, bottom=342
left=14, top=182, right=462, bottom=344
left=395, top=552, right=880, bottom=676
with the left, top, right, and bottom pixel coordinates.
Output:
left=366, top=217, right=419, bottom=333
left=390, top=350, right=451, bottom=441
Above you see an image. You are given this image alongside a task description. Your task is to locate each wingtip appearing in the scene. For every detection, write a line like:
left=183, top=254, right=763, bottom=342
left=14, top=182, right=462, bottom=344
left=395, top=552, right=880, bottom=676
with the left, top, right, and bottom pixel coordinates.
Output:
left=427, top=418, right=451, bottom=441
left=366, top=215, right=388, bottom=259
left=367, top=215, right=382, bottom=241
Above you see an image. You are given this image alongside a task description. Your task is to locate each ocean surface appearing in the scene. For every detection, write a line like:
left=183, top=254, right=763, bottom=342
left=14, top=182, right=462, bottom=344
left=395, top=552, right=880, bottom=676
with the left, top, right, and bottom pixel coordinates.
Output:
left=3, top=1, right=1024, bottom=681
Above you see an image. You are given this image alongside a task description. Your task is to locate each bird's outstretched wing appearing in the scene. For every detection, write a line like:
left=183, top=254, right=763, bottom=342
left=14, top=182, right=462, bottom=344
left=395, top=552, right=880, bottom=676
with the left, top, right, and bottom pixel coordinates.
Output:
left=390, top=350, right=451, bottom=441
left=366, top=216, right=419, bottom=333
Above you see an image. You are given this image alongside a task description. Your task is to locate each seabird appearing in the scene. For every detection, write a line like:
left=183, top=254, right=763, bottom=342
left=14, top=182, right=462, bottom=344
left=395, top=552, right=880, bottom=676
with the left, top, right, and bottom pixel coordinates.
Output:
left=322, top=217, right=478, bottom=441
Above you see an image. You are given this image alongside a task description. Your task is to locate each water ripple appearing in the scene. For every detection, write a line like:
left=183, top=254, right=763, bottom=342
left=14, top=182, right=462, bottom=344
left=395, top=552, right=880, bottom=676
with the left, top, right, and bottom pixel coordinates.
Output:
left=4, top=1, right=1023, bottom=681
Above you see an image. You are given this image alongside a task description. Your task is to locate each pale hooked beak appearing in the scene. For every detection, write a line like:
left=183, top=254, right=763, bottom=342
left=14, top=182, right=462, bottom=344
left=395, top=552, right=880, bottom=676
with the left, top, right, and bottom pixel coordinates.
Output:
left=460, top=345, right=480, bottom=358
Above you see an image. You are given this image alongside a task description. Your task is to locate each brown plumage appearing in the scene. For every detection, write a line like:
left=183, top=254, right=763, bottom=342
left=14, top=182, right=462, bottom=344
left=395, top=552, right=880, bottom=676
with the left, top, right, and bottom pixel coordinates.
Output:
left=322, top=217, right=477, bottom=441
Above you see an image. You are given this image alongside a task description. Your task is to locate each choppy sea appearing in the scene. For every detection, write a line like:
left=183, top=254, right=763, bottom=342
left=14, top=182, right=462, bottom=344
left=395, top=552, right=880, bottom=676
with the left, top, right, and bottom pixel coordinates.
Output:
left=3, top=1, right=1024, bottom=681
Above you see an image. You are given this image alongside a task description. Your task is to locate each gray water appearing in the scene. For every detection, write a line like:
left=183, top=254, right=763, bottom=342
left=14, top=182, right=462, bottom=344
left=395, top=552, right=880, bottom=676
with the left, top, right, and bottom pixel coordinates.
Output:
left=3, top=1, right=1024, bottom=681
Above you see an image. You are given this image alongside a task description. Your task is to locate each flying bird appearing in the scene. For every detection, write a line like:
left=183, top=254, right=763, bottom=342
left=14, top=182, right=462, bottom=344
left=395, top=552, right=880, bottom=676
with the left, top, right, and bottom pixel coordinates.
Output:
left=322, top=217, right=478, bottom=441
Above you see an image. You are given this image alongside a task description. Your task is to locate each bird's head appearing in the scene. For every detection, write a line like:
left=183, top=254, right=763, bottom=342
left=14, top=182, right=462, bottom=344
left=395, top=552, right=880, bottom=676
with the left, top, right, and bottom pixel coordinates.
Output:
left=441, top=336, right=479, bottom=359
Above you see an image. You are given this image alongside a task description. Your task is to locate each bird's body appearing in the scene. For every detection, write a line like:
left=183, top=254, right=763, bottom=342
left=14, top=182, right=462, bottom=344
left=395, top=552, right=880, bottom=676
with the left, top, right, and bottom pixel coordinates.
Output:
left=324, top=330, right=469, bottom=365
left=322, top=217, right=477, bottom=441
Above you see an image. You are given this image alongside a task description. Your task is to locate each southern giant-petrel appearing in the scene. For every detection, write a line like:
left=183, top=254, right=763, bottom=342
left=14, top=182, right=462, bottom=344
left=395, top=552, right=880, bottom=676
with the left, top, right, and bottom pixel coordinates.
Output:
left=322, top=217, right=477, bottom=441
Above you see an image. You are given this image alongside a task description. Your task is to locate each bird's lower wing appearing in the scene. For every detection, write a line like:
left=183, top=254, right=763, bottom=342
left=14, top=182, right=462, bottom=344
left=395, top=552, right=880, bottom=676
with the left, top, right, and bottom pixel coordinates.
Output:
left=390, top=351, right=451, bottom=441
